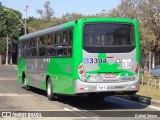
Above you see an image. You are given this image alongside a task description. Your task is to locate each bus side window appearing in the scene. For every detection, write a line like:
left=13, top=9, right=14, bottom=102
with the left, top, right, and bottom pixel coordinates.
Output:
left=57, top=48, right=67, bottom=57
left=39, top=47, right=46, bottom=57
left=29, top=39, right=32, bottom=47
left=50, top=34, right=55, bottom=44
left=26, top=40, right=29, bottom=48
left=37, top=37, right=40, bottom=46
left=68, top=29, right=73, bottom=57
left=32, top=38, right=37, bottom=47
left=54, top=33, right=57, bottom=44
left=32, top=48, right=38, bottom=57
left=47, top=48, right=55, bottom=57
left=21, top=41, right=26, bottom=57
left=63, top=31, right=67, bottom=43
left=39, top=36, right=46, bottom=46
left=47, top=35, right=51, bottom=45
left=18, top=45, right=22, bottom=58
left=22, top=48, right=26, bottom=57
left=57, top=33, right=60, bottom=44
left=26, top=49, right=32, bottom=58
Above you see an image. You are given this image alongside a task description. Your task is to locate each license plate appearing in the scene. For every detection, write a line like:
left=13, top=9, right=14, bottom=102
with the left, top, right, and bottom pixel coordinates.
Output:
left=97, top=86, right=107, bottom=90
left=104, top=73, right=115, bottom=78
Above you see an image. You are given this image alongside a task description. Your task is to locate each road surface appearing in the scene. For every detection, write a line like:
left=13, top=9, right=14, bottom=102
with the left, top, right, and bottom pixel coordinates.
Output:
left=0, top=66, right=159, bottom=119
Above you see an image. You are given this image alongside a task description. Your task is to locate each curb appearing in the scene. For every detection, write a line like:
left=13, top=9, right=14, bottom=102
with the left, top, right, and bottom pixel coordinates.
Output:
left=151, top=99, right=160, bottom=107
left=129, top=95, right=151, bottom=104
left=0, top=77, right=17, bottom=80
left=121, top=95, right=160, bottom=107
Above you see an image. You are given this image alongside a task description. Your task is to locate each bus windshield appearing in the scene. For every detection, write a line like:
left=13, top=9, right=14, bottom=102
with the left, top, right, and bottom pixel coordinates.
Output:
left=83, top=23, right=135, bottom=53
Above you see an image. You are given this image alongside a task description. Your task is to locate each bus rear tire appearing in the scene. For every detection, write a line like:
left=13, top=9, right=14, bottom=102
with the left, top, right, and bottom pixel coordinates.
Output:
left=47, top=78, right=56, bottom=101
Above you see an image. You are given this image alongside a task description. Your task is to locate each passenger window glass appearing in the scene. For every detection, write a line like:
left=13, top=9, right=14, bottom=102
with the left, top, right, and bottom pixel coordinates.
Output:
left=18, top=46, right=21, bottom=58
left=32, top=39, right=37, bottom=47
left=57, top=32, right=63, bottom=43
left=26, top=49, right=32, bottom=57
left=20, top=28, right=73, bottom=58
left=47, top=48, right=56, bottom=57
left=68, top=29, right=72, bottom=46
left=39, top=47, right=46, bottom=57
left=26, top=40, right=29, bottom=47
left=68, top=29, right=73, bottom=56
left=37, top=37, right=40, bottom=46
left=39, top=37, right=46, bottom=46
left=47, top=35, right=51, bottom=45
left=63, top=31, right=68, bottom=43
left=54, top=33, right=57, bottom=44
left=22, top=49, right=26, bottom=57
left=28, top=40, right=32, bottom=47
left=57, top=48, right=67, bottom=57
left=32, top=48, right=38, bottom=57
left=20, top=41, right=26, bottom=57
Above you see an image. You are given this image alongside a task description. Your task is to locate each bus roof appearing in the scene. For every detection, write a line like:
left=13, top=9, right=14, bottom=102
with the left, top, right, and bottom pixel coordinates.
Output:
left=19, top=18, right=136, bottom=41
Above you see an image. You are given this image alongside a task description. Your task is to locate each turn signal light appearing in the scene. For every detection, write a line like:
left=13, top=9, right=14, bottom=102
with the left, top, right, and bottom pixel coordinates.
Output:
left=136, top=64, right=139, bottom=69
left=78, top=65, right=83, bottom=69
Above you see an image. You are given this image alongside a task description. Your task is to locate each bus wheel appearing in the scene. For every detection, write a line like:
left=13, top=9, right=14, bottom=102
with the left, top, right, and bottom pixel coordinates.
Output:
left=47, top=78, right=56, bottom=101
left=23, top=77, right=29, bottom=91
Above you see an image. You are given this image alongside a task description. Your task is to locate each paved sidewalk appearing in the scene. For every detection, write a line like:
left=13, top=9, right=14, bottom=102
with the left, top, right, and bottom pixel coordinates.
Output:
left=0, top=77, right=17, bottom=80
left=0, top=65, right=17, bottom=78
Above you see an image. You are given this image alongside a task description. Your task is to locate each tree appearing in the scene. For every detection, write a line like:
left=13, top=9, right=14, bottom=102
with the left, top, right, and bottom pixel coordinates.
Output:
left=107, top=0, right=160, bottom=69
left=0, top=5, right=24, bottom=54
left=37, top=1, right=54, bottom=21
left=108, top=0, right=160, bottom=53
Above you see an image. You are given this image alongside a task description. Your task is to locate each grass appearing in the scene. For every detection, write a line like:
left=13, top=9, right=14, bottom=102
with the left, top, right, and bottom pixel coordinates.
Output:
left=136, top=84, right=160, bottom=100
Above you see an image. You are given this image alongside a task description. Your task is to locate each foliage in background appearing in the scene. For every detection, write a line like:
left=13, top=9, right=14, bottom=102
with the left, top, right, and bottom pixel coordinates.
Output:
left=0, top=5, right=24, bottom=54
left=37, top=1, right=54, bottom=22
left=0, top=38, right=6, bottom=54
left=105, top=0, right=160, bottom=69
left=107, top=0, right=160, bottom=55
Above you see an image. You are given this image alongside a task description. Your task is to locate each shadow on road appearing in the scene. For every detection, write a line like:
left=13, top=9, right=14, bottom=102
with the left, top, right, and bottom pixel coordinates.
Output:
left=27, top=86, right=149, bottom=110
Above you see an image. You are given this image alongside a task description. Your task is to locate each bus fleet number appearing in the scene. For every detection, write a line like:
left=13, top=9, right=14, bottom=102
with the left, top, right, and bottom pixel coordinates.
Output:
left=89, top=58, right=107, bottom=64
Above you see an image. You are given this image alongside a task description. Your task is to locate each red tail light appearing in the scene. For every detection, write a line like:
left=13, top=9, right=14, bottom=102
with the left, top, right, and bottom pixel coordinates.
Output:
left=135, top=69, right=138, bottom=73
left=79, top=70, right=83, bottom=74
left=135, top=64, right=139, bottom=73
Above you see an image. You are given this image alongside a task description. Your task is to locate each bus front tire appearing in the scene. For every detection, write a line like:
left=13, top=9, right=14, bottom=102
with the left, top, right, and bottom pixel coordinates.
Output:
left=47, top=78, right=56, bottom=101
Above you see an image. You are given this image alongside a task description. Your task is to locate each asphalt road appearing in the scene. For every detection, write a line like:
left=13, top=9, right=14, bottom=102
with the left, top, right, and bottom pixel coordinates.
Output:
left=0, top=66, right=159, bottom=120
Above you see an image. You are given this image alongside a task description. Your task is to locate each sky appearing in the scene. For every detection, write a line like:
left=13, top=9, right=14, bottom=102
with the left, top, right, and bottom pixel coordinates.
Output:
left=0, top=0, right=121, bottom=18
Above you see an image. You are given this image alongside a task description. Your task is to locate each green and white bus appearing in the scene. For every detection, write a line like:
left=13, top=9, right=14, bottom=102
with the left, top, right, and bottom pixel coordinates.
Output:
left=17, top=18, right=140, bottom=101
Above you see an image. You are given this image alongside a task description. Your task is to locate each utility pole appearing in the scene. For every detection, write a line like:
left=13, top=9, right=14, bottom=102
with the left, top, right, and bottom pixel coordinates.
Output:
left=25, top=6, right=29, bottom=35
left=6, top=34, right=9, bottom=65
left=149, top=52, right=152, bottom=76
